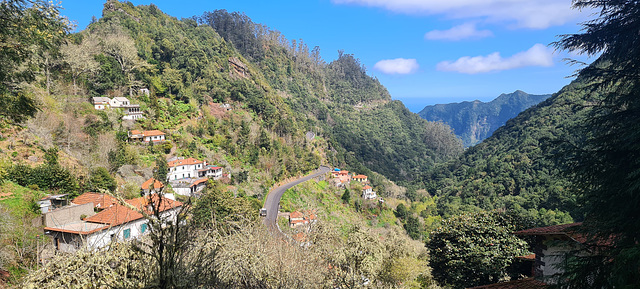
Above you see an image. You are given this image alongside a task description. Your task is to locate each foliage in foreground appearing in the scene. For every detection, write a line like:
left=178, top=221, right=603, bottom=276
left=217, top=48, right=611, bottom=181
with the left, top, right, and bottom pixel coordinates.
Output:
left=550, top=0, right=640, bottom=287
left=426, top=210, right=529, bottom=289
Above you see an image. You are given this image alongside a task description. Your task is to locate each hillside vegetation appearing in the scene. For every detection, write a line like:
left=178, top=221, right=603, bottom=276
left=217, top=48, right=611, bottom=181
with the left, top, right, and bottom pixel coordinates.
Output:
left=420, top=79, right=596, bottom=224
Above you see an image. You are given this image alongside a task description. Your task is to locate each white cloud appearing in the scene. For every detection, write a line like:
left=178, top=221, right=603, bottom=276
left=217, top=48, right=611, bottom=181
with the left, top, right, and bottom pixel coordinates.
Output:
left=374, top=58, right=420, bottom=74
left=425, top=23, right=492, bottom=41
left=332, top=0, right=582, bottom=29
left=436, top=43, right=554, bottom=74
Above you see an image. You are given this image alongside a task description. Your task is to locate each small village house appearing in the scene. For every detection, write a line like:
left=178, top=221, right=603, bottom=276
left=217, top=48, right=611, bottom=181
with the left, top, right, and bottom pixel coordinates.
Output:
left=91, top=97, right=110, bottom=110
left=44, top=193, right=182, bottom=252
left=353, top=174, right=368, bottom=183
left=142, top=130, right=165, bottom=142
left=168, top=157, right=206, bottom=181
left=128, top=129, right=144, bottom=141
left=129, top=130, right=166, bottom=143
left=109, top=97, right=130, bottom=108
left=167, top=157, right=224, bottom=196
left=361, top=185, right=376, bottom=200
left=141, top=178, right=164, bottom=195
left=37, top=194, right=69, bottom=213
left=331, top=169, right=352, bottom=187
left=288, top=210, right=317, bottom=228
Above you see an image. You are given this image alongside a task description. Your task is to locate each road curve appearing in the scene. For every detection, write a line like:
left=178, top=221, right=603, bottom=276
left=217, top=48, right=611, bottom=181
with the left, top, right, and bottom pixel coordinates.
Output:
left=263, top=166, right=331, bottom=234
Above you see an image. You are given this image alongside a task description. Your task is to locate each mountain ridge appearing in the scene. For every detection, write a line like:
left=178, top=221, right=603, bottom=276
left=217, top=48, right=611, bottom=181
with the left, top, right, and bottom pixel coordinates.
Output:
left=418, top=90, right=551, bottom=146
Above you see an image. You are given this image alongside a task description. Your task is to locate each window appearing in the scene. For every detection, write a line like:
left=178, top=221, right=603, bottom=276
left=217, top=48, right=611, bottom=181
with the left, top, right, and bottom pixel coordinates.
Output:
left=123, top=228, right=131, bottom=239
left=141, top=223, right=148, bottom=234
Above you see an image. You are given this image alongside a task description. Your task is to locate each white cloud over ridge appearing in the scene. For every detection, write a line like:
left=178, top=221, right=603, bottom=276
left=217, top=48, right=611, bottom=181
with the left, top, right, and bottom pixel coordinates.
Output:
left=436, top=44, right=554, bottom=74
left=332, top=0, right=581, bottom=29
left=425, top=23, right=492, bottom=41
left=374, top=58, right=420, bottom=74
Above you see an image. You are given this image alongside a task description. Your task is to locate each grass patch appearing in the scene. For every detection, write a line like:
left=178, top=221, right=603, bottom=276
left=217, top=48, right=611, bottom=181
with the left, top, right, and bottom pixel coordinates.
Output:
left=0, top=181, right=45, bottom=217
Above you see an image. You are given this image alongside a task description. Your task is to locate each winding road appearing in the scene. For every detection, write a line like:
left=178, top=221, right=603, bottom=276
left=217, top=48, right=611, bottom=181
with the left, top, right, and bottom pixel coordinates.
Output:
left=263, top=166, right=331, bottom=234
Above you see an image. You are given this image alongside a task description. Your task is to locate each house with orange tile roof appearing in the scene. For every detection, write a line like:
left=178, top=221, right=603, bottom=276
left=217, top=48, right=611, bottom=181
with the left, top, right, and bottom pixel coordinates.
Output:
left=331, top=169, right=352, bottom=187
left=141, top=130, right=165, bottom=142
left=128, top=130, right=165, bottom=143
left=167, top=157, right=206, bottom=181
left=141, top=178, right=164, bottom=195
left=128, top=129, right=144, bottom=141
left=361, top=185, right=376, bottom=200
left=353, top=174, right=368, bottom=183
left=167, top=157, right=224, bottom=196
left=44, top=195, right=182, bottom=252
left=71, top=192, right=118, bottom=211
left=288, top=210, right=317, bottom=228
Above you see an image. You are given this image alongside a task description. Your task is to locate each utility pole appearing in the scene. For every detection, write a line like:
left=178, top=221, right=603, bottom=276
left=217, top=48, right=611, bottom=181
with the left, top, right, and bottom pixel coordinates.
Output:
left=36, top=234, right=39, bottom=270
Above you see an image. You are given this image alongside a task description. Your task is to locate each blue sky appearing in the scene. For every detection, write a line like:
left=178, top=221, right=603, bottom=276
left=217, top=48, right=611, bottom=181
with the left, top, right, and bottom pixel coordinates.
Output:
left=59, top=0, right=595, bottom=112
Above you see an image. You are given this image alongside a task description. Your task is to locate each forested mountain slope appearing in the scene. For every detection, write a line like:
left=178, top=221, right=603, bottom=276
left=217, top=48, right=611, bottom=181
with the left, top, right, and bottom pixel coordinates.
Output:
left=418, top=90, right=550, bottom=147
left=63, top=2, right=461, bottom=184
left=195, top=9, right=463, bottom=181
left=421, top=80, right=594, bottom=223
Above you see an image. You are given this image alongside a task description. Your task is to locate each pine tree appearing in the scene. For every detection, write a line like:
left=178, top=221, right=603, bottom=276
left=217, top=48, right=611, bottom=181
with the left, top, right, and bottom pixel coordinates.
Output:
left=341, top=188, right=351, bottom=204
left=553, top=1, right=640, bottom=287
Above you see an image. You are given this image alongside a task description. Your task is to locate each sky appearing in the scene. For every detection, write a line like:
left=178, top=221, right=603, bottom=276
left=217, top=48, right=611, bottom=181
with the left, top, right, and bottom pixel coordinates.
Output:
left=58, top=0, right=597, bottom=112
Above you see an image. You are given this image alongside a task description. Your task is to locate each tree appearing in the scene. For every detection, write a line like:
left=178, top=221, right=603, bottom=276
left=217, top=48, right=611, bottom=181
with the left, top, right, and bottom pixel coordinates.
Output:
left=395, top=203, right=408, bottom=219
left=0, top=0, right=68, bottom=123
left=97, top=24, right=147, bottom=96
left=426, top=210, right=528, bottom=289
left=552, top=1, right=640, bottom=287
left=154, top=157, right=168, bottom=183
left=88, top=167, right=116, bottom=193
left=61, top=36, right=100, bottom=95
left=404, top=215, right=421, bottom=240
left=341, top=187, right=351, bottom=204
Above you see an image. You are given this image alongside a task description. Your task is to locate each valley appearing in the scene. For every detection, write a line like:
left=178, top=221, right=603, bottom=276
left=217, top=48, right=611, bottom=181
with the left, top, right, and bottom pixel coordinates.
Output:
left=0, top=0, right=638, bottom=288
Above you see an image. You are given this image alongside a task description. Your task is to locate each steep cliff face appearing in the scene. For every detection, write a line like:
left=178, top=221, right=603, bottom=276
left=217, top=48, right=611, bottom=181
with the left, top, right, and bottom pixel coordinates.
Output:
left=418, top=91, right=550, bottom=146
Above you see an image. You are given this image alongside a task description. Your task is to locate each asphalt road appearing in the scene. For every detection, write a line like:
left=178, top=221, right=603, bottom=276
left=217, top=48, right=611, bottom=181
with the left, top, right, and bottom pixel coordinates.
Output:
left=263, top=166, right=331, bottom=234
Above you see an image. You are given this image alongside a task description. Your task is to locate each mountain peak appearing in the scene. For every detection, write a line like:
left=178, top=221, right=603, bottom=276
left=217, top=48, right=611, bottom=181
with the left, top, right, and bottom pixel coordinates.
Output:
left=418, top=91, right=551, bottom=146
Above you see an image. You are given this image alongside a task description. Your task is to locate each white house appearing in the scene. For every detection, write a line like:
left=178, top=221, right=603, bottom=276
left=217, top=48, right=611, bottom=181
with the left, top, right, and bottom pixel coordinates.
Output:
left=91, top=97, right=111, bottom=110
left=171, top=178, right=208, bottom=196
left=122, top=104, right=143, bottom=120
left=44, top=193, right=182, bottom=252
left=109, top=97, right=130, bottom=108
left=167, top=157, right=206, bottom=181
left=199, top=165, right=223, bottom=180
left=362, top=185, right=376, bottom=200
left=141, top=130, right=165, bottom=142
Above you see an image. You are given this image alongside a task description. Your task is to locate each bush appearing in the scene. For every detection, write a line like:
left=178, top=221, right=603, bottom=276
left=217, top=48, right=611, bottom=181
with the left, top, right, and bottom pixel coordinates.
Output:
left=427, top=210, right=529, bottom=288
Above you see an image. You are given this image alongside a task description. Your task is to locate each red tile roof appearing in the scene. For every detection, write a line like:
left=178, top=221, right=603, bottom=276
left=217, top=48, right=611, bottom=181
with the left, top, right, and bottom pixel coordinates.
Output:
left=363, top=185, right=372, bottom=190
left=143, top=130, right=165, bottom=137
left=85, top=195, right=182, bottom=227
left=467, top=278, right=547, bottom=289
left=130, top=129, right=142, bottom=135
left=353, top=174, right=367, bottom=179
left=126, top=194, right=182, bottom=213
left=190, top=178, right=208, bottom=187
left=515, top=222, right=582, bottom=236
left=515, top=222, right=612, bottom=246
left=290, top=211, right=304, bottom=219
left=84, top=204, right=143, bottom=226
left=72, top=193, right=118, bottom=209
left=168, top=157, right=204, bottom=167
left=141, top=178, right=164, bottom=190
left=517, top=254, right=536, bottom=261
left=46, top=195, right=182, bottom=235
